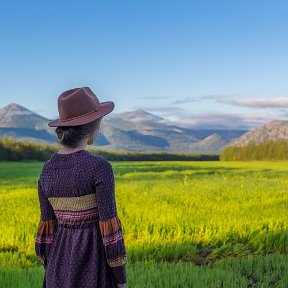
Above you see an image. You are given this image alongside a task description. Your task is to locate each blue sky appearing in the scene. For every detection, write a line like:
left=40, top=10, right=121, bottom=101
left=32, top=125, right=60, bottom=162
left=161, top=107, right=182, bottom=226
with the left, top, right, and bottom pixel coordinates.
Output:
left=0, top=0, right=288, bottom=129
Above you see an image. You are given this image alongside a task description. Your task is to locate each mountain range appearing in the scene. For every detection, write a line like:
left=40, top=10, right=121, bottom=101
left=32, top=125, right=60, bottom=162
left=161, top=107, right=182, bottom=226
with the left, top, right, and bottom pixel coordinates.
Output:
left=0, top=103, right=249, bottom=153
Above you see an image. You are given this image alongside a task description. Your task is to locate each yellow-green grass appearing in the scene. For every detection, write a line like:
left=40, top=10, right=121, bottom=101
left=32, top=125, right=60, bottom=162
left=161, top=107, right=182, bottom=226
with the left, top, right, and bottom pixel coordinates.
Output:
left=2, top=254, right=288, bottom=287
left=1, top=160, right=288, bottom=286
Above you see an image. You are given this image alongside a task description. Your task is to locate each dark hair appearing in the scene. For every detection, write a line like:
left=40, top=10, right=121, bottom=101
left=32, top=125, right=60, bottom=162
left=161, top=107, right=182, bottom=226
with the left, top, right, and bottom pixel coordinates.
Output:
left=55, top=118, right=102, bottom=148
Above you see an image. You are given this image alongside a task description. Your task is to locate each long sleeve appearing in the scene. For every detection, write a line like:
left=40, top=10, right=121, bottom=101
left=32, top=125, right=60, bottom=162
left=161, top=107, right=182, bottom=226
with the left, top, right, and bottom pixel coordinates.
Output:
left=95, top=160, right=127, bottom=284
left=35, top=178, right=58, bottom=268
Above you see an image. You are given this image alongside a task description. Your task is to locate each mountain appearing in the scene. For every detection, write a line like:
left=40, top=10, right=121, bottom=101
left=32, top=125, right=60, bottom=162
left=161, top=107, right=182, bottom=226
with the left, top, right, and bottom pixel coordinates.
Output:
left=188, top=133, right=232, bottom=153
left=229, top=120, right=288, bottom=147
left=0, top=103, right=247, bottom=153
left=0, top=103, right=49, bottom=129
left=109, top=109, right=172, bottom=124
left=0, top=103, right=57, bottom=143
left=101, top=110, right=247, bottom=153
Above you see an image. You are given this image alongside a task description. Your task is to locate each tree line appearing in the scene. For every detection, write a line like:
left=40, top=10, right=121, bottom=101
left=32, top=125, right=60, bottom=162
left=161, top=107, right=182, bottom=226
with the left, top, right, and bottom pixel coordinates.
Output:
left=0, top=137, right=219, bottom=161
left=220, top=140, right=288, bottom=161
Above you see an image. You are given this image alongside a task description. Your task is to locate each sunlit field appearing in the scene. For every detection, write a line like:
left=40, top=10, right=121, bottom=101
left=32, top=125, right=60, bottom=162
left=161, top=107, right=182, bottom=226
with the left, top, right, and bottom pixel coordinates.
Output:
left=1, top=160, right=288, bottom=287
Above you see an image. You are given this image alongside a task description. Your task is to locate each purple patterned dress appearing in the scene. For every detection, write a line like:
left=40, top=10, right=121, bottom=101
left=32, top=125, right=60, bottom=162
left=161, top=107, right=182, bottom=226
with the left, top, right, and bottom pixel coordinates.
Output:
left=35, top=150, right=127, bottom=288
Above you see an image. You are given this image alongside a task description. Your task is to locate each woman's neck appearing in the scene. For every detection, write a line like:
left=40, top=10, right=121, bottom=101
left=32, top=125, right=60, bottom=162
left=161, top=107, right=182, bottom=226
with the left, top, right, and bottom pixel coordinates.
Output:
left=58, top=139, right=88, bottom=154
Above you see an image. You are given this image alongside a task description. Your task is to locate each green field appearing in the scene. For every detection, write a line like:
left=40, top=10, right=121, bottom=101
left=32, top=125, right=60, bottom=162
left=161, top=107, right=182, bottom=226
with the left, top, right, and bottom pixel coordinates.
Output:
left=1, top=160, right=288, bottom=287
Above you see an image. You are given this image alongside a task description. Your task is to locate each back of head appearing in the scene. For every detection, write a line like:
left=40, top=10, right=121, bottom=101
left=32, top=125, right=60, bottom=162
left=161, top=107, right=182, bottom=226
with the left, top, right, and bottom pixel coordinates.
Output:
left=55, top=118, right=102, bottom=148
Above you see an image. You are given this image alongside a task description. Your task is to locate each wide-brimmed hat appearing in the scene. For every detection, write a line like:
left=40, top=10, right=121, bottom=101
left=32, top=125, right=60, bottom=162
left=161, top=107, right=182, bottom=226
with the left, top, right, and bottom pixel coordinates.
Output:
left=48, top=87, right=115, bottom=127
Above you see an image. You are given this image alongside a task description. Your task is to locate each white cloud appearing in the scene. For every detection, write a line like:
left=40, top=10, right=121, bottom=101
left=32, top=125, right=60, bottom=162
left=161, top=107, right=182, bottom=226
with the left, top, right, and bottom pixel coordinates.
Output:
left=135, top=105, right=287, bottom=130
left=171, top=94, right=237, bottom=105
left=171, top=96, right=202, bottom=105
left=174, top=112, right=277, bottom=130
left=217, top=97, right=288, bottom=108
left=171, top=95, right=288, bottom=109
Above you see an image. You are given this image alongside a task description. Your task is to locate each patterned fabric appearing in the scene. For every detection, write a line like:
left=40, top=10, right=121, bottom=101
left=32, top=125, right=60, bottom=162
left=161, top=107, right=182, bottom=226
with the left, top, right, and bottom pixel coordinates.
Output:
left=99, top=216, right=127, bottom=267
left=35, top=219, right=57, bottom=267
left=48, top=193, right=97, bottom=210
left=48, top=194, right=99, bottom=227
left=34, top=150, right=127, bottom=288
left=35, top=179, right=58, bottom=269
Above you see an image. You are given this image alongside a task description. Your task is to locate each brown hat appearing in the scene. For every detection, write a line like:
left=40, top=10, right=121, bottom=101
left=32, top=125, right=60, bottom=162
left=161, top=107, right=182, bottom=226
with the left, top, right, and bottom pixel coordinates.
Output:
left=48, top=87, right=115, bottom=127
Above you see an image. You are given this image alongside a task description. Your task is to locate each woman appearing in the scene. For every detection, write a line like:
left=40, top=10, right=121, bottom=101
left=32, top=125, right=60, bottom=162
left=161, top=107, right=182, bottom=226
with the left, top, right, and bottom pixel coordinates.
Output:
left=35, top=87, right=127, bottom=288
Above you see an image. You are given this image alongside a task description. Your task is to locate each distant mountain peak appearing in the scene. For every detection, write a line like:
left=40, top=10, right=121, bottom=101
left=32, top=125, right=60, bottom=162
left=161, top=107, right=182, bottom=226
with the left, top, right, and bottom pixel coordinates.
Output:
left=6, top=102, right=19, bottom=107
left=3, top=103, right=30, bottom=111
left=114, top=109, right=166, bottom=123
left=0, top=103, right=34, bottom=116
left=0, top=103, right=49, bottom=129
left=134, top=109, right=149, bottom=113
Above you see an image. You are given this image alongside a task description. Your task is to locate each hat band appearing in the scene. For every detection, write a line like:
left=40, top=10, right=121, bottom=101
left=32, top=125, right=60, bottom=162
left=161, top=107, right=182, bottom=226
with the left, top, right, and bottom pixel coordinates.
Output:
left=61, top=107, right=101, bottom=122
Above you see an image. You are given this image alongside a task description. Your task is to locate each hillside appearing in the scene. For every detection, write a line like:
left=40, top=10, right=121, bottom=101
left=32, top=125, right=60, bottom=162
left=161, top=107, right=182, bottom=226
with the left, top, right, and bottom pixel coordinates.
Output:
left=229, top=120, right=288, bottom=147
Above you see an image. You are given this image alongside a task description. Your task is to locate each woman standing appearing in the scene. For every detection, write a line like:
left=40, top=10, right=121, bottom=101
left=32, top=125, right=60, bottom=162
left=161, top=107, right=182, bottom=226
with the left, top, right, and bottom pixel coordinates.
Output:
left=35, top=87, right=127, bottom=288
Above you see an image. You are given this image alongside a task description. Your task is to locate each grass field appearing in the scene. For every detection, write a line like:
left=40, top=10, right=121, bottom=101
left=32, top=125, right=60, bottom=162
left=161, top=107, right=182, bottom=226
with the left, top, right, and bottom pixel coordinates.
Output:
left=1, top=160, right=288, bottom=287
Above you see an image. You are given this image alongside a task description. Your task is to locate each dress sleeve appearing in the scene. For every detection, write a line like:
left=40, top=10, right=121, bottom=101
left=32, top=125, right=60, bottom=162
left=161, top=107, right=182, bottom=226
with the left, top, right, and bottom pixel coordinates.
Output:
left=94, top=161, right=127, bottom=284
left=35, top=178, right=58, bottom=268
